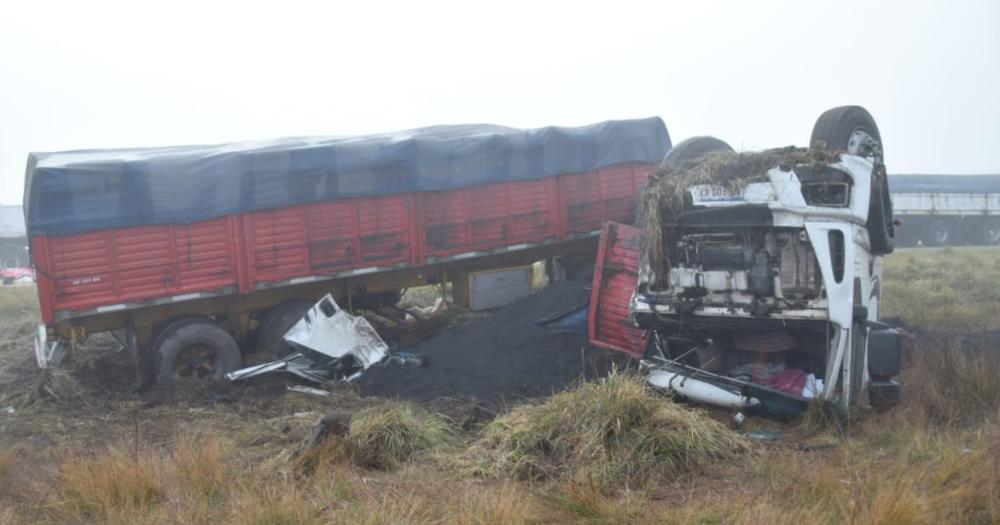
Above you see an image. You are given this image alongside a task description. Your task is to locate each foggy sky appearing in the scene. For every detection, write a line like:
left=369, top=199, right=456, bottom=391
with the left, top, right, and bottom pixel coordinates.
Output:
left=1, top=0, right=998, bottom=205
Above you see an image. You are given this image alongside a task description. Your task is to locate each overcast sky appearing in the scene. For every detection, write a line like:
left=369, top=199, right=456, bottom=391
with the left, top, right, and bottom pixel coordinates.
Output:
left=1, top=0, right=998, bottom=205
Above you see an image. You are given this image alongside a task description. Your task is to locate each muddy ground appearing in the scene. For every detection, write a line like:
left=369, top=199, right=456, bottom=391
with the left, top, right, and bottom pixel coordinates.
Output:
left=0, top=281, right=623, bottom=476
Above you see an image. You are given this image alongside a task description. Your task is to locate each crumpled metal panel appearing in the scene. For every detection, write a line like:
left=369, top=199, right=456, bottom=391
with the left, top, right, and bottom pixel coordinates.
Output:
left=588, top=221, right=647, bottom=357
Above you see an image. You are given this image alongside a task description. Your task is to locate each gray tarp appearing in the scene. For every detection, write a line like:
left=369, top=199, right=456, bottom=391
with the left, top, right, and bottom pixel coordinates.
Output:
left=24, top=118, right=670, bottom=236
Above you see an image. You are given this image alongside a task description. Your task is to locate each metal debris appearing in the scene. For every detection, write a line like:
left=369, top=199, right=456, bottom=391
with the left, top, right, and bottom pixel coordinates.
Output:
left=227, top=294, right=389, bottom=384
left=287, top=385, right=331, bottom=397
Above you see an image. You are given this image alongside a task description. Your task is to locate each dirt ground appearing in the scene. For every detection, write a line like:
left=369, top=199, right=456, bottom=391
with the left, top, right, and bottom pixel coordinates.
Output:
left=0, top=280, right=618, bottom=479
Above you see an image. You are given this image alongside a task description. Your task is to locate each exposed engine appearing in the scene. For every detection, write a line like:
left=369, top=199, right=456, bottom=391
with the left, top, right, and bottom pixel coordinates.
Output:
left=650, top=229, right=823, bottom=317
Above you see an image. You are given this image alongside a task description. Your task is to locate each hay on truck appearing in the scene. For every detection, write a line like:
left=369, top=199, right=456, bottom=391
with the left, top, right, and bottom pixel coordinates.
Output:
left=637, top=147, right=840, bottom=286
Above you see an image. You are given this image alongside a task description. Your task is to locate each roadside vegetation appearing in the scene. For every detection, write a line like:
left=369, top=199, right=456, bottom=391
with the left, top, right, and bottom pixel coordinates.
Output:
left=0, top=247, right=997, bottom=524
left=882, top=246, right=1000, bottom=331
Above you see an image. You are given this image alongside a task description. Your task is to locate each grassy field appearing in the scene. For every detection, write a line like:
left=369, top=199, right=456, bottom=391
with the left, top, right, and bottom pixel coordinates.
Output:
left=0, top=247, right=998, bottom=524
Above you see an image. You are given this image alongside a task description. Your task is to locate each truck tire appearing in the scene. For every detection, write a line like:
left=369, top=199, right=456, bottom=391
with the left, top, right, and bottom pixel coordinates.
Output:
left=809, top=106, right=883, bottom=156
left=926, top=219, right=954, bottom=246
left=661, top=136, right=734, bottom=169
left=256, top=299, right=313, bottom=360
left=981, top=218, right=1000, bottom=245
left=811, top=106, right=894, bottom=254
left=0, top=243, right=27, bottom=269
left=153, top=321, right=242, bottom=384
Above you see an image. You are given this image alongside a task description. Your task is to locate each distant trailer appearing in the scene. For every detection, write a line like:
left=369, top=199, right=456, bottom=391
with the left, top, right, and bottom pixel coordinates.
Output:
left=889, top=174, right=1000, bottom=246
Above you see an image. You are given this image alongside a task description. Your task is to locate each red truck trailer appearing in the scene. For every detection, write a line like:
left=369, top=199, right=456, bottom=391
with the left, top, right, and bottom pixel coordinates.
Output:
left=26, top=118, right=669, bottom=387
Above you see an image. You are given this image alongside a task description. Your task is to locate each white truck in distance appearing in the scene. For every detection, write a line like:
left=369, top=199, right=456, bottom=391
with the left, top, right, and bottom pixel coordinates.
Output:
left=889, top=174, right=1000, bottom=246
left=631, top=106, right=901, bottom=419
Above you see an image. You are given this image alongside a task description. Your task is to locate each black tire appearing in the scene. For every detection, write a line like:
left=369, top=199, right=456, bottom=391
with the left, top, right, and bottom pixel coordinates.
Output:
left=812, top=106, right=894, bottom=254
left=660, top=136, right=734, bottom=169
left=980, top=218, right=1000, bottom=245
left=0, top=243, right=27, bottom=269
left=926, top=219, right=954, bottom=247
left=153, top=321, right=242, bottom=384
left=809, top=106, right=883, bottom=156
left=256, top=299, right=313, bottom=360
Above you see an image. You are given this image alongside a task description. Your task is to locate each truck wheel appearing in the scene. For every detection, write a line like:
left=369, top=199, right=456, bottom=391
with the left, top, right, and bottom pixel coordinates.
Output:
left=660, top=136, right=734, bottom=169
left=256, top=299, right=313, bottom=360
left=981, top=218, right=1000, bottom=245
left=0, top=243, right=27, bottom=269
left=153, top=321, right=241, bottom=384
left=810, top=106, right=883, bottom=156
left=926, top=219, right=954, bottom=246
left=811, top=106, right=894, bottom=253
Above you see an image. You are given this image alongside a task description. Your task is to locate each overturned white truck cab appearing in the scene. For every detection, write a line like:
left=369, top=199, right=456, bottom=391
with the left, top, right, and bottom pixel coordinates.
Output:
left=631, top=107, right=901, bottom=419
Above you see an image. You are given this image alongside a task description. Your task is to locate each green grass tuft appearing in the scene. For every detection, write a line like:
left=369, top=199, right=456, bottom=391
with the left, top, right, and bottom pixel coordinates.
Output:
left=474, top=372, right=749, bottom=488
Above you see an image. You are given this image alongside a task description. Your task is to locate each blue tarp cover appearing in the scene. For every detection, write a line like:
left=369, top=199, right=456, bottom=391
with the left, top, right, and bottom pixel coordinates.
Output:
left=889, top=174, right=1000, bottom=194
left=24, top=118, right=670, bottom=236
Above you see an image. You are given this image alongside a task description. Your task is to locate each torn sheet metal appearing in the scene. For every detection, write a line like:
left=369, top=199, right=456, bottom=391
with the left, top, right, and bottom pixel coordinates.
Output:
left=227, top=295, right=389, bottom=384
left=284, top=294, right=388, bottom=369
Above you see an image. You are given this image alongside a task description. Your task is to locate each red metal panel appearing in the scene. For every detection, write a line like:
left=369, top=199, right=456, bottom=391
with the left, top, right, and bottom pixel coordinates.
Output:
left=246, top=195, right=415, bottom=287
left=246, top=206, right=310, bottom=284
left=589, top=221, right=648, bottom=357
left=559, top=163, right=658, bottom=238
left=34, top=162, right=657, bottom=321
left=421, top=179, right=559, bottom=260
left=36, top=217, right=240, bottom=316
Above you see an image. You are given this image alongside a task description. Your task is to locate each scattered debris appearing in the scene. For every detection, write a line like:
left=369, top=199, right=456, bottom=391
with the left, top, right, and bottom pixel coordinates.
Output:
left=356, top=281, right=625, bottom=404
left=227, top=295, right=389, bottom=384
left=287, top=385, right=330, bottom=397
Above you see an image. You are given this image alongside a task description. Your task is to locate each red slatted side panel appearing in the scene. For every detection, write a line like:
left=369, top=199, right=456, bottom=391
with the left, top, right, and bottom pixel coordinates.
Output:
left=421, top=189, right=470, bottom=259
left=172, top=219, right=239, bottom=293
left=35, top=217, right=239, bottom=317
left=559, top=170, right=603, bottom=236
left=246, top=195, right=415, bottom=287
left=508, top=178, right=559, bottom=245
left=421, top=178, right=559, bottom=260
left=246, top=207, right=309, bottom=284
left=559, top=163, right=658, bottom=238
left=346, top=195, right=412, bottom=268
left=588, top=221, right=648, bottom=358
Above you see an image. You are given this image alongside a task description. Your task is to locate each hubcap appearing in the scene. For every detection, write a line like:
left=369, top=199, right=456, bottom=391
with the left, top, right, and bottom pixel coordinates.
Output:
left=846, top=129, right=876, bottom=156
left=174, top=343, right=218, bottom=380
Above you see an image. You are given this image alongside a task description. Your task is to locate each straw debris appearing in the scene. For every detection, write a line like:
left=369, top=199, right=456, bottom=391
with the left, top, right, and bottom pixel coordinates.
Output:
left=638, top=147, right=839, bottom=282
left=473, top=372, right=749, bottom=488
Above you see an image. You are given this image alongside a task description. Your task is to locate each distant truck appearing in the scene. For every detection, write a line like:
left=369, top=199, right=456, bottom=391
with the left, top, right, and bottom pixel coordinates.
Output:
left=889, top=174, right=1000, bottom=246
left=25, top=119, right=670, bottom=388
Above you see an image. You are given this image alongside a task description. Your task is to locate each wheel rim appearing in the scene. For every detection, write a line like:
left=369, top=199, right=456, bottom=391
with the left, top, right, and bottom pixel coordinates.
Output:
left=173, top=343, right=218, bottom=380
left=846, top=129, right=876, bottom=156
left=930, top=223, right=950, bottom=244
left=986, top=223, right=1000, bottom=244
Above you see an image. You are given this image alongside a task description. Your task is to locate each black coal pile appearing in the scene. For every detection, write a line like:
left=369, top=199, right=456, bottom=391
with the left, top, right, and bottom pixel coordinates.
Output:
left=356, top=280, right=624, bottom=404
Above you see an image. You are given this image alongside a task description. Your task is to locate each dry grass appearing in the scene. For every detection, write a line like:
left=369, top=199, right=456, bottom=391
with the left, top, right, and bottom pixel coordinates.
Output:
left=882, top=247, right=1000, bottom=331
left=475, top=372, right=749, bottom=488
left=300, top=401, right=457, bottom=474
left=54, top=447, right=168, bottom=523
left=0, top=450, right=15, bottom=497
